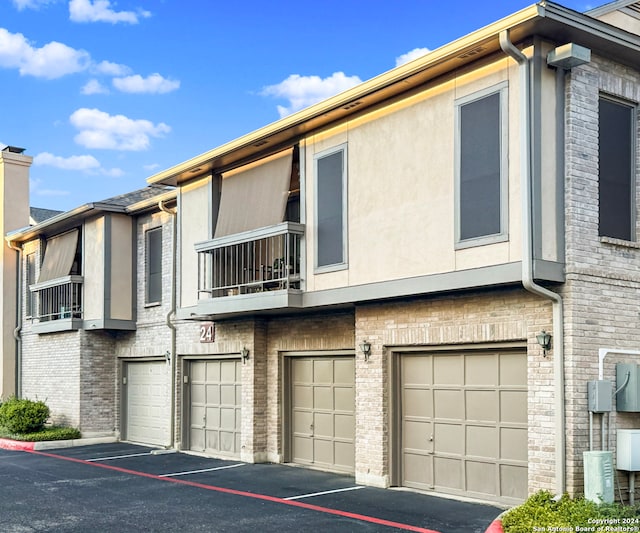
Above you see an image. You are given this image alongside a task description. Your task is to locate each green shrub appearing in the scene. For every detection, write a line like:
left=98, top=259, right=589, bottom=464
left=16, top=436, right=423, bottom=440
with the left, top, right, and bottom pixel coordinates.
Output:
left=502, top=490, right=640, bottom=532
left=0, top=396, right=49, bottom=433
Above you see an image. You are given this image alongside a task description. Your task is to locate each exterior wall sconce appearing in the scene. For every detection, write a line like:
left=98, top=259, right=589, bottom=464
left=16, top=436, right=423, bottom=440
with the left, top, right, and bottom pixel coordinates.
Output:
left=359, top=340, right=372, bottom=361
left=536, top=330, right=552, bottom=356
left=241, top=347, right=250, bottom=364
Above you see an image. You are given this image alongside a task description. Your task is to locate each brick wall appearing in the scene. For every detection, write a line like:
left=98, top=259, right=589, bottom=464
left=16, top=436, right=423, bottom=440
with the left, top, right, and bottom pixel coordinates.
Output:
left=563, top=55, right=640, bottom=498
left=355, top=288, right=554, bottom=491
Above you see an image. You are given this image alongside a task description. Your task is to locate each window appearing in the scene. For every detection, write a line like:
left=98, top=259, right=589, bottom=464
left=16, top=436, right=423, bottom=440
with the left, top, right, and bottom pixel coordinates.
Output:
left=145, top=227, right=162, bottom=304
left=26, top=252, right=36, bottom=317
left=315, top=145, right=347, bottom=269
left=599, top=96, right=635, bottom=241
left=456, top=85, right=508, bottom=245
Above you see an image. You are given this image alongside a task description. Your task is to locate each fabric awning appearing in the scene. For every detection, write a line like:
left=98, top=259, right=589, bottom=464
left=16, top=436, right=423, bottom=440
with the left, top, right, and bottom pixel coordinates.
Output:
left=37, top=229, right=79, bottom=283
left=214, top=148, right=293, bottom=238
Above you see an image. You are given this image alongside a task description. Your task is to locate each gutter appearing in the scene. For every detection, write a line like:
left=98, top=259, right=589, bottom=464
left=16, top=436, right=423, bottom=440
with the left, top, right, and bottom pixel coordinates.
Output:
left=158, top=199, right=178, bottom=448
left=7, top=240, right=22, bottom=398
left=500, top=30, right=566, bottom=495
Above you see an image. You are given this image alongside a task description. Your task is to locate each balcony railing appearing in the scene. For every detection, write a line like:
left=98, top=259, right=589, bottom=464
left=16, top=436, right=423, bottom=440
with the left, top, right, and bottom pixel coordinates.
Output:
left=29, top=275, right=83, bottom=322
left=196, top=222, right=304, bottom=299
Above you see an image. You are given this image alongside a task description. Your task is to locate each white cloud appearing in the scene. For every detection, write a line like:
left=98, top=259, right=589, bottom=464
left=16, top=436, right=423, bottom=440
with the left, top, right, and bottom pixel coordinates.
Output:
left=69, top=0, right=151, bottom=24
left=12, top=0, right=57, bottom=10
left=0, top=28, right=90, bottom=79
left=70, top=108, right=171, bottom=151
left=144, top=163, right=160, bottom=171
left=113, top=73, right=180, bottom=94
left=395, top=47, right=430, bottom=67
left=93, top=60, right=131, bottom=76
left=261, top=72, right=363, bottom=118
left=81, top=78, right=109, bottom=95
left=34, top=152, right=101, bottom=170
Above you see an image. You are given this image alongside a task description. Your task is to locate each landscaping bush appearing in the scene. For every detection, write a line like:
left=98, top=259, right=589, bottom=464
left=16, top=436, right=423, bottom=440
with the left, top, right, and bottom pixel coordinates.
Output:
left=0, top=396, right=49, bottom=433
left=0, top=425, right=81, bottom=441
left=501, top=490, right=640, bottom=532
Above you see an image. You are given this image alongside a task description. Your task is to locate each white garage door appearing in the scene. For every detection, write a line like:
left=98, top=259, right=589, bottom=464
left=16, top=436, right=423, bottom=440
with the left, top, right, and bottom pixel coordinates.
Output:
left=289, top=356, right=355, bottom=474
left=124, top=361, right=170, bottom=446
left=188, top=359, right=242, bottom=458
left=398, top=350, right=528, bottom=504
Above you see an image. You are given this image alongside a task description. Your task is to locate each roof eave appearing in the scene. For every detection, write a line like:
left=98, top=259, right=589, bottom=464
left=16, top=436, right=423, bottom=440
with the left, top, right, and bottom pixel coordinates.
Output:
left=147, top=1, right=640, bottom=187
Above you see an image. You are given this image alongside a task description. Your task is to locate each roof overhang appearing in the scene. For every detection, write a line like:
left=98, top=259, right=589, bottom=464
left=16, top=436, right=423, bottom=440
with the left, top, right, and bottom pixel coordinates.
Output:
left=147, top=1, right=640, bottom=188
left=6, top=190, right=177, bottom=244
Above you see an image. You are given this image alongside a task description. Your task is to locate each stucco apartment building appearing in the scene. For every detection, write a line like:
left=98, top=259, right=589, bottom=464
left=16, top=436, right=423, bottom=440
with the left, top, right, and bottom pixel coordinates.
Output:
left=4, top=0, right=640, bottom=507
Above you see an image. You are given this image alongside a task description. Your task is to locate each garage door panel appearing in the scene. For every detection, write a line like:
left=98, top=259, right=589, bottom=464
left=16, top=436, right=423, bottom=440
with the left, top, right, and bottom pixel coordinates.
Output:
left=466, top=390, right=498, bottom=422
left=501, top=427, right=528, bottom=462
left=402, top=356, right=432, bottom=385
left=467, top=425, right=498, bottom=458
left=500, top=353, right=527, bottom=386
left=433, top=356, right=463, bottom=385
left=399, top=351, right=527, bottom=504
left=434, top=390, right=463, bottom=420
left=434, top=423, right=463, bottom=455
left=335, top=414, right=355, bottom=440
left=289, top=356, right=355, bottom=474
left=500, top=391, right=527, bottom=424
left=314, top=412, right=334, bottom=437
left=314, top=386, right=333, bottom=410
left=335, top=386, right=354, bottom=410
left=404, top=453, right=433, bottom=489
left=466, top=461, right=497, bottom=495
left=189, top=359, right=242, bottom=458
left=404, top=388, right=432, bottom=418
left=313, top=359, right=333, bottom=383
left=500, top=464, right=528, bottom=500
left=434, top=457, right=462, bottom=489
left=465, top=355, right=497, bottom=386
left=124, top=361, right=170, bottom=447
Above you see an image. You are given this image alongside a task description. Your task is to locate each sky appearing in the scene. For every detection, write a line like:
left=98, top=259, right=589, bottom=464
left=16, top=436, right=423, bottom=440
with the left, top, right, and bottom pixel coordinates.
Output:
left=1, top=0, right=592, bottom=213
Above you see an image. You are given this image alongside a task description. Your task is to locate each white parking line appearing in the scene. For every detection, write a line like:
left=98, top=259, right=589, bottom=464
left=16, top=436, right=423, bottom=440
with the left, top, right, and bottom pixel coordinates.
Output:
left=159, top=463, right=245, bottom=477
left=86, top=452, right=155, bottom=462
left=284, top=486, right=365, bottom=500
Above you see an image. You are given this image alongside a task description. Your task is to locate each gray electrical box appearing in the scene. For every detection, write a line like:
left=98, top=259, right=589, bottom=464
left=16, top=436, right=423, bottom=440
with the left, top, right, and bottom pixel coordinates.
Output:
left=588, top=380, right=612, bottom=412
left=616, top=363, right=640, bottom=412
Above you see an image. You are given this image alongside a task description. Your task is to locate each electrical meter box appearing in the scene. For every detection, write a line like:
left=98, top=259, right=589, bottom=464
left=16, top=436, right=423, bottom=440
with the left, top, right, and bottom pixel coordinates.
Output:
left=616, top=363, right=640, bottom=412
left=583, top=451, right=614, bottom=504
left=588, top=380, right=612, bottom=412
left=616, top=430, right=640, bottom=471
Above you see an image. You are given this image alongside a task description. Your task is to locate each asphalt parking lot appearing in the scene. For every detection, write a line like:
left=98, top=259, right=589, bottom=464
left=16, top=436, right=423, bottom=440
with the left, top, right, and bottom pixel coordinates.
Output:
left=0, top=442, right=502, bottom=532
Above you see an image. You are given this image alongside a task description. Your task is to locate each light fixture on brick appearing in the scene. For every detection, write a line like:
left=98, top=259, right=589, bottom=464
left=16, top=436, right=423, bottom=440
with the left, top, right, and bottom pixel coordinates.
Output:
left=536, top=330, right=552, bottom=356
left=359, top=340, right=372, bottom=361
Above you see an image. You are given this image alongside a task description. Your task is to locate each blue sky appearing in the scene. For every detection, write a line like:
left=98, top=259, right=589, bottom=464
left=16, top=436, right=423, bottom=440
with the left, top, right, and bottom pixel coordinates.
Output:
left=2, top=0, right=591, bottom=212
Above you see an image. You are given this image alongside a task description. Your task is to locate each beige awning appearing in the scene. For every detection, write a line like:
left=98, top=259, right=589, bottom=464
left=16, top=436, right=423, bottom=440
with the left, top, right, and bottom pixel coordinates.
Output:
left=37, top=229, right=79, bottom=283
left=214, top=148, right=293, bottom=238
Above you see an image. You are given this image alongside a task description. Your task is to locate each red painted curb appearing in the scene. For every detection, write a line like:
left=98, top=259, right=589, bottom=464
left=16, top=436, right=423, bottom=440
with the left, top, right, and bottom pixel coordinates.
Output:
left=485, top=519, right=504, bottom=533
left=0, top=438, right=35, bottom=451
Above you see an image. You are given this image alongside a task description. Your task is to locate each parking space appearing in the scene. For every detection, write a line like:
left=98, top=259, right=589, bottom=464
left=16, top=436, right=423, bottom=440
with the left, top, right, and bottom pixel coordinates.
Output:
left=0, top=443, right=502, bottom=532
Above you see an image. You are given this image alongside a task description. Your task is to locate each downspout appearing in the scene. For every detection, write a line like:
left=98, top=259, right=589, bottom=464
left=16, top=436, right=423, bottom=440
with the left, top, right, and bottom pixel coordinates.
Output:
left=500, top=30, right=566, bottom=495
left=158, top=199, right=177, bottom=448
left=8, top=240, right=22, bottom=398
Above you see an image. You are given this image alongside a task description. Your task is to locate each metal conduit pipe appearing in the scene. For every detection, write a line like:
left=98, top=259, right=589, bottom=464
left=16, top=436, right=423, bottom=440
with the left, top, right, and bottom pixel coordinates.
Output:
left=499, top=30, right=566, bottom=495
left=159, top=199, right=177, bottom=448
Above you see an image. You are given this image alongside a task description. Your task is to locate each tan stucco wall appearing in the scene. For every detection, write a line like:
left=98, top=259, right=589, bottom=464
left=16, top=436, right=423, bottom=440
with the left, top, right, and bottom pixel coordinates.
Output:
left=303, top=55, right=525, bottom=293
left=83, top=216, right=105, bottom=320
left=179, top=177, right=211, bottom=309
left=109, top=214, right=133, bottom=320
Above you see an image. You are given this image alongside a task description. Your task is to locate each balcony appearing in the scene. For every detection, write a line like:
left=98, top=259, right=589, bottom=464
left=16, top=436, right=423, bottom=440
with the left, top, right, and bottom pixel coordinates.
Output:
left=195, top=222, right=304, bottom=316
left=29, top=275, right=83, bottom=333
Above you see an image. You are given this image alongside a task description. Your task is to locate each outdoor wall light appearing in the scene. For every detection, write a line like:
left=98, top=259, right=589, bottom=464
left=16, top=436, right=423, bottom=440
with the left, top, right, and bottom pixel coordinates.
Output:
left=359, top=340, right=372, bottom=361
left=536, top=330, right=552, bottom=356
left=241, top=347, right=250, bottom=364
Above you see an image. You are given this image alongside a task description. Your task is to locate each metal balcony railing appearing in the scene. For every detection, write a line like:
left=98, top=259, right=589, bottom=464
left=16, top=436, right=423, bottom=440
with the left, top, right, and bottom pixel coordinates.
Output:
left=29, top=275, right=83, bottom=321
left=196, top=222, right=304, bottom=299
